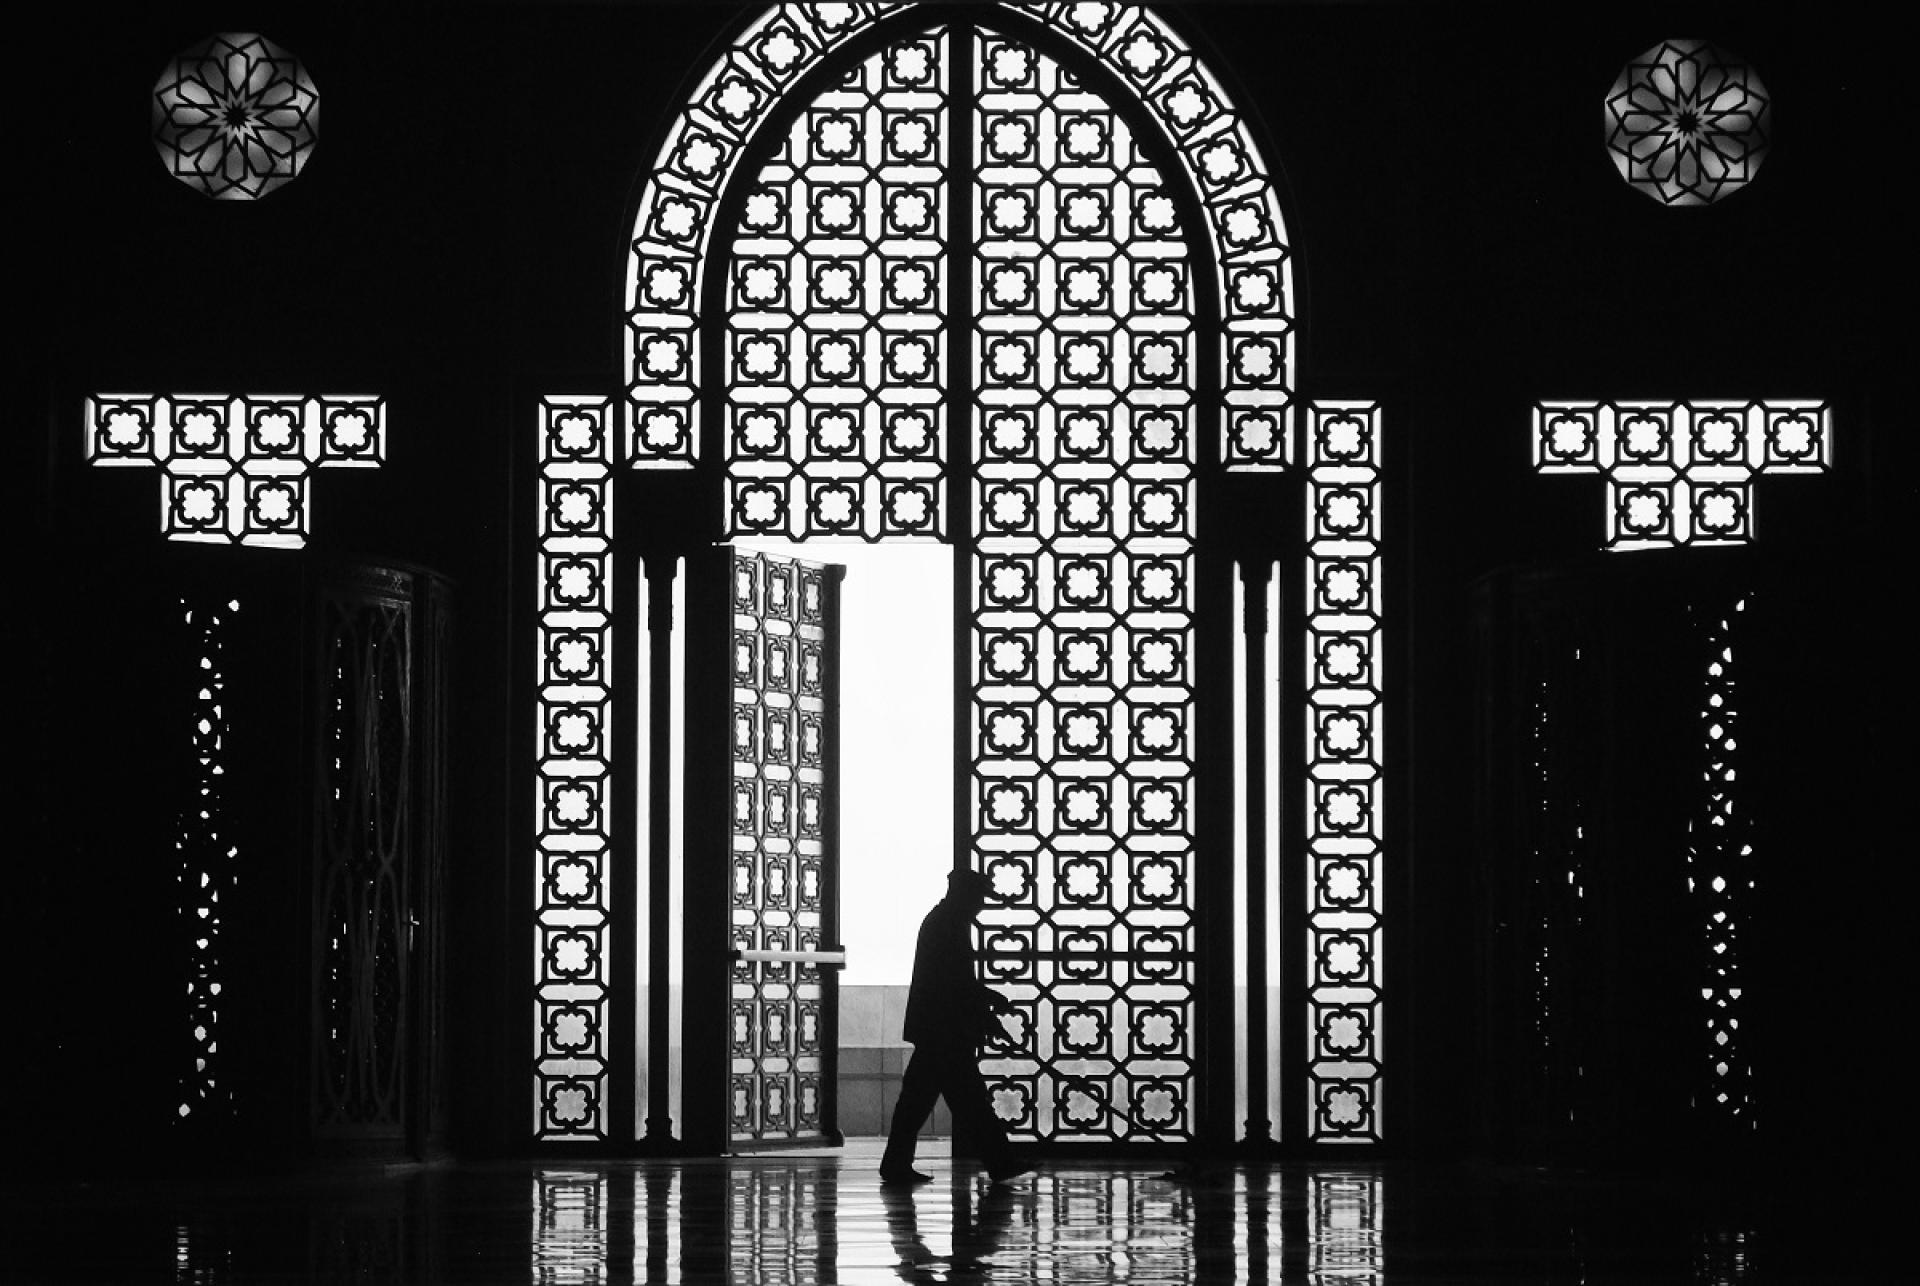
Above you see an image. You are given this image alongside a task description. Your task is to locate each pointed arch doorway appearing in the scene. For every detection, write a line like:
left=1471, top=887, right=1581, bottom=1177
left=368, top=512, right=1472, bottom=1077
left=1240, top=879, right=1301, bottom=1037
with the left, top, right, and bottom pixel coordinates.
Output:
left=532, top=2, right=1387, bottom=1155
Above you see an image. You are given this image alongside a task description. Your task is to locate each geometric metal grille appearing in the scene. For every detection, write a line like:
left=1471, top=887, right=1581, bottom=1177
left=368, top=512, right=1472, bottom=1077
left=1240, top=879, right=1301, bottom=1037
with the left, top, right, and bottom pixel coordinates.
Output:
left=724, top=36, right=949, bottom=539
left=1521, top=646, right=1592, bottom=1135
left=1605, top=39, right=1770, bottom=208
left=1686, top=594, right=1755, bottom=1128
left=84, top=393, right=385, bottom=548
left=533, top=396, right=617, bottom=1141
left=971, top=31, right=1197, bottom=1144
left=313, top=579, right=413, bottom=1135
left=572, top=0, right=1359, bottom=1150
left=627, top=3, right=891, bottom=468
left=176, top=595, right=240, bottom=1124
left=1534, top=400, right=1830, bottom=550
left=726, top=550, right=836, bottom=1143
left=1303, top=402, right=1383, bottom=1142
left=625, top=3, right=1296, bottom=473
left=1024, top=1, right=1295, bottom=471
left=151, top=32, right=319, bottom=201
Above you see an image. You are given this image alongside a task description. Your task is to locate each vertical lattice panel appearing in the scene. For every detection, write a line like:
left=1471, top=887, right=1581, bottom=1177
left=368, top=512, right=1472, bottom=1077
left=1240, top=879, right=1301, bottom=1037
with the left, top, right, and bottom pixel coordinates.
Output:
left=313, top=586, right=412, bottom=1134
left=725, top=34, right=950, bottom=539
left=728, top=551, right=832, bottom=1142
left=534, top=397, right=616, bottom=1141
left=1688, top=595, right=1755, bottom=1127
left=1521, top=635, right=1592, bottom=1135
left=972, top=32, right=1197, bottom=1143
left=1304, top=403, right=1383, bottom=1142
left=176, top=596, right=239, bottom=1125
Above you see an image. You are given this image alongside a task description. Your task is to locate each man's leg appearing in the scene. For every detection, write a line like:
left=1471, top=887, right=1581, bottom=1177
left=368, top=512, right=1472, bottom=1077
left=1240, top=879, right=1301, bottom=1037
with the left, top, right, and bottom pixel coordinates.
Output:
left=880, top=1043, right=941, bottom=1180
left=938, top=1050, right=1017, bottom=1176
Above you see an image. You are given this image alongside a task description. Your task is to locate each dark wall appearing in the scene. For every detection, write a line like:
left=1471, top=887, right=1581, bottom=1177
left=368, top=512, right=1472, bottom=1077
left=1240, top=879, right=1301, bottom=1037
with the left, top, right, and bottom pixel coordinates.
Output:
left=15, top=2, right=1903, bottom=1165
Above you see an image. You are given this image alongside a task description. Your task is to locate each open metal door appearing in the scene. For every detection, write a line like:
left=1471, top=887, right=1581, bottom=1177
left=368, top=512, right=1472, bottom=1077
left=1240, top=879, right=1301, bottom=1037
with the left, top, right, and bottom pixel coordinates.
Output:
left=720, top=547, right=844, bottom=1148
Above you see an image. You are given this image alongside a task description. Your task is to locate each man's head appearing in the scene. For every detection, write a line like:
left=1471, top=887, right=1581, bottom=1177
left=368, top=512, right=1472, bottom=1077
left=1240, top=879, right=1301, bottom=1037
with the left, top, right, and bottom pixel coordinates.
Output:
left=947, top=867, right=993, bottom=911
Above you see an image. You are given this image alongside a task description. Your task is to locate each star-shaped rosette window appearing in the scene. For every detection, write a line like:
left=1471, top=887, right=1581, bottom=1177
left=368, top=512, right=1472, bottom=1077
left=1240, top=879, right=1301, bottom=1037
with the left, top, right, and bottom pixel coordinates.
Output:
left=153, top=32, right=319, bottom=200
left=1606, top=39, right=1770, bottom=206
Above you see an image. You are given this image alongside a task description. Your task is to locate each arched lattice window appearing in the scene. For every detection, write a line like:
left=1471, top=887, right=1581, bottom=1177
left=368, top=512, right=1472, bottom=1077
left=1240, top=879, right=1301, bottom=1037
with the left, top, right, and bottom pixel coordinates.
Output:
left=534, top=1, right=1384, bottom=1148
left=625, top=2, right=1293, bottom=476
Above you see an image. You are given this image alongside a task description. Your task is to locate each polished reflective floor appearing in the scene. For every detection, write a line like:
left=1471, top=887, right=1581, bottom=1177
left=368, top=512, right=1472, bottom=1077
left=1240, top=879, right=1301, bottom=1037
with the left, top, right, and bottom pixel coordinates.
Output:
left=0, top=1141, right=1882, bottom=1283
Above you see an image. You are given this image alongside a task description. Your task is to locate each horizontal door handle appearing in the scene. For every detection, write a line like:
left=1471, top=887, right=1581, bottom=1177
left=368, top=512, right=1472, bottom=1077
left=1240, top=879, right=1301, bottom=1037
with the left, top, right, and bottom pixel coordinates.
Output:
left=981, top=949, right=1195, bottom=961
left=730, top=948, right=847, bottom=968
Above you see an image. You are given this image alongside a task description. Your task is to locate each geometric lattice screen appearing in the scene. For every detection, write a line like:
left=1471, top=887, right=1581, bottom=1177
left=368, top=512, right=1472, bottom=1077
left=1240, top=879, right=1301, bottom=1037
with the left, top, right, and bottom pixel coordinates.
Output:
left=541, top=0, right=1379, bottom=1147
left=313, top=583, right=413, bottom=1136
left=176, top=595, right=240, bottom=1124
left=85, top=393, right=385, bottom=549
left=1686, top=594, right=1755, bottom=1128
left=626, top=1, right=1295, bottom=476
left=1534, top=400, right=1830, bottom=550
left=721, top=35, right=950, bottom=540
left=1302, top=402, right=1384, bottom=1142
left=726, top=550, right=835, bottom=1143
left=533, top=396, right=616, bottom=1141
left=968, top=28, right=1198, bottom=1144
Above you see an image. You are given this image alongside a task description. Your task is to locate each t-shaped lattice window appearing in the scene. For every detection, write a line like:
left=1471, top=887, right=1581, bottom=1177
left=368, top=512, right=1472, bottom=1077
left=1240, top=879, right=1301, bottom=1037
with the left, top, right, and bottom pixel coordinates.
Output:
left=86, top=394, right=385, bottom=548
left=1533, top=400, right=1829, bottom=550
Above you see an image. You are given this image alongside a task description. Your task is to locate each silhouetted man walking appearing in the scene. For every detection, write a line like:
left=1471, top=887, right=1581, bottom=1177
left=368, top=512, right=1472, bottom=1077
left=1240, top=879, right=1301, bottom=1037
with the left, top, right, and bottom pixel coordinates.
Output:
left=880, top=868, right=1033, bottom=1186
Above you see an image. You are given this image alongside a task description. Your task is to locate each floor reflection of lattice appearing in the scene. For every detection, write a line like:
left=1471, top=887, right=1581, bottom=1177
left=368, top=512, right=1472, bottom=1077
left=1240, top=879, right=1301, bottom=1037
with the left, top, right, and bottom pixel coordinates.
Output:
left=10, top=1140, right=1833, bottom=1283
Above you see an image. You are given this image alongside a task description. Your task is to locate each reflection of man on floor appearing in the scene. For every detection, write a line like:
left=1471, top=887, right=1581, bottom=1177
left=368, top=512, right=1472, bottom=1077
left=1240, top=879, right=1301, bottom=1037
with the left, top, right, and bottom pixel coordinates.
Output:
left=881, top=1181, right=1016, bottom=1280
left=880, top=868, right=1033, bottom=1186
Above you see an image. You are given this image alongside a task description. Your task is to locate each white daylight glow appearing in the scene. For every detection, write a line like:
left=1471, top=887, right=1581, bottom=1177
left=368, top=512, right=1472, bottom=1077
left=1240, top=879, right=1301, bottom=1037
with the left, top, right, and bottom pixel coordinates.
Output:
left=736, top=540, right=952, bottom=987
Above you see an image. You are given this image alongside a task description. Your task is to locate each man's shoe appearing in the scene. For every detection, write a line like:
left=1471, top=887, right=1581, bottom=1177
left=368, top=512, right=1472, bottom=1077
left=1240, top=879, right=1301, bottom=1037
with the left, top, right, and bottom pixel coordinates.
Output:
left=880, top=1166, right=933, bottom=1186
left=987, top=1160, right=1035, bottom=1186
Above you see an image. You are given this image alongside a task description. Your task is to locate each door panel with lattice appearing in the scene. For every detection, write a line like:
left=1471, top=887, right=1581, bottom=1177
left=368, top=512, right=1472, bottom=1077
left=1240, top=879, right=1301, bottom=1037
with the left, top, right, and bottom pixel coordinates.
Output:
left=724, top=548, right=842, bottom=1146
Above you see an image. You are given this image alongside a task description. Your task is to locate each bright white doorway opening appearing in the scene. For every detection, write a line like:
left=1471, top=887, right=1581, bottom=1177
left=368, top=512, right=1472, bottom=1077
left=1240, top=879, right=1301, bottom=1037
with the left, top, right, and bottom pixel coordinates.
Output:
left=735, top=538, right=957, bottom=1136
left=734, top=540, right=954, bottom=988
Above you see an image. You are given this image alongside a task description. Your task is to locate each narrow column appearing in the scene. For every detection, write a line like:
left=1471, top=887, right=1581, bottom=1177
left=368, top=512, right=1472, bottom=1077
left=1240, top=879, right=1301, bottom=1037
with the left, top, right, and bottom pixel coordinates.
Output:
left=642, top=551, right=679, bottom=1147
left=820, top=563, right=847, bottom=1145
left=1280, top=509, right=1311, bottom=1147
left=947, top=23, right=976, bottom=884
left=1239, top=559, right=1273, bottom=1146
left=607, top=547, right=639, bottom=1148
left=945, top=26, right=981, bottom=1162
